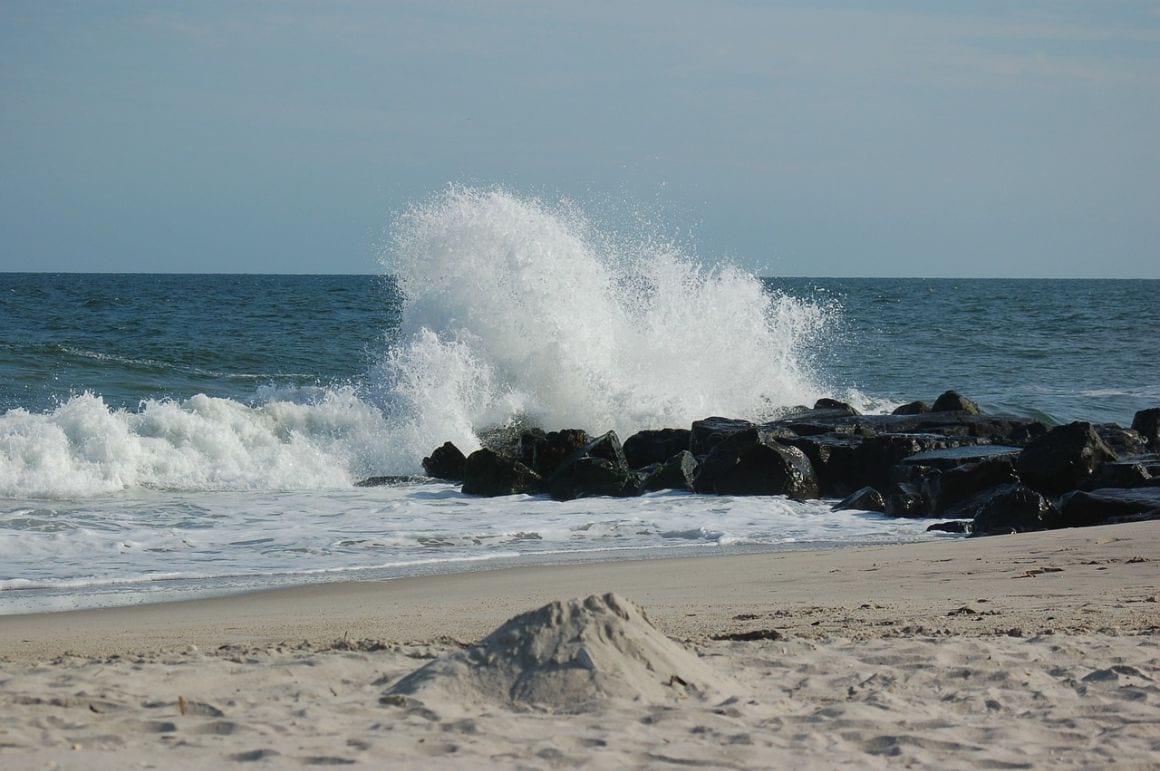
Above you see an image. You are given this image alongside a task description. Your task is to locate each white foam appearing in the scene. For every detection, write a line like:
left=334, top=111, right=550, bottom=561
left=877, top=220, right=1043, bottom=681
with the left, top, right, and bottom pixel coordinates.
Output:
left=0, top=187, right=833, bottom=498
left=378, top=186, right=829, bottom=463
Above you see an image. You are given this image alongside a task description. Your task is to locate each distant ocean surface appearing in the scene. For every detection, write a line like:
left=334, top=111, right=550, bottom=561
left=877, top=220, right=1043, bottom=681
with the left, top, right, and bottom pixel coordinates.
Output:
left=2, top=189, right=1158, bottom=613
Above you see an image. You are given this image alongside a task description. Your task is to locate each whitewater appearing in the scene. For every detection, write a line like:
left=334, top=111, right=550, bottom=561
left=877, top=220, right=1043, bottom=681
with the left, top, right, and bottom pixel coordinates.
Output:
left=14, top=187, right=1158, bottom=613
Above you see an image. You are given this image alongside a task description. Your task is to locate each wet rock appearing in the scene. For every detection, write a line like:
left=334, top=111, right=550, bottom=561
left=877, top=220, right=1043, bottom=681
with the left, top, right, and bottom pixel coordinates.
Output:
left=689, top=417, right=756, bottom=456
left=1016, top=422, right=1117, bottom=497
left=1058, top=487, right=1160, bottom=527
left=931, top=390, right=982, bottom=415
left=1094, top=424, right=1149, bottom=457
left=693, top=428, right=819, bottom=499
left=850, top=433, right=958, bottom=491
left=924, top=458, right=1020, bottom=516
left=623, top=429, right=691, bottom=470
left=884, top=483, right=928, bottom=517
left=779, top=434, right=863, bottom=497
left=892, top=400, right=930, bottom=416
left=519, top=429, right=589, bottom=478
left=642, top=451, right=698, bottom=492
left=421, top=441, right=467, bottom=481
left=1082, top=460, right=1155, bottom=490
left=1131, top=408, right=1160, bottom=450
left=899, top=445, right=1022, bottom=471
left=355, top=475, right=431, bottom=487
left=767, top=412, right=1045, bottom=447
left=545, top=431, right=636, bottom=501
left=926, top=520, right=971, bottom=534
left=462, top=449, right=542, bottom=497
left=812, top=398, right=860, bottom=416
left=945, top=484, right=1057, bottom=535
left=831, top=486, right=885, bottom=513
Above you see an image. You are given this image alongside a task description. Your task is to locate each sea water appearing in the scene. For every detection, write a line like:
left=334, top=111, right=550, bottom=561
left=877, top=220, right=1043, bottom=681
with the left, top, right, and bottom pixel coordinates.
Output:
left=2, top=188, right=1157, bottom=613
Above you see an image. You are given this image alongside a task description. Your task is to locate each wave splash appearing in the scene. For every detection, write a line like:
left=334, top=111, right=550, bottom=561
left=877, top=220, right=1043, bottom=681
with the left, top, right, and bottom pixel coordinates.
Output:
left=378, top=187, right=828, bottom=461
left=0, top=188, right=831, bottom=497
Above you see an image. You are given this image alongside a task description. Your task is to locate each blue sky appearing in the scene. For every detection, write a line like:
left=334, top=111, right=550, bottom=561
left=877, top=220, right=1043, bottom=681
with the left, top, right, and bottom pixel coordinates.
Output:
left=1, top=1, right=1158, bottom=277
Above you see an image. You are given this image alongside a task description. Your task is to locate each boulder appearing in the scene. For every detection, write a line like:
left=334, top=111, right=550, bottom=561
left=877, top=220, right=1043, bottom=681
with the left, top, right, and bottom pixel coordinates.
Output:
left=462, top=448, right=542, bottom=497
left=812, top=398, right=860, bottom=416
left=926, top=520, right=971, bottom=534
left=623, top=428, right=691, bottom=469
left=693, top=428, right=819, bottom=500
left=899, top=445, right=1022, bottom=471
left=831, top=486, right=885, bottom=513
left=1016, top=422, right=1117, bottom=497
left=1082, top=460, right=1155, bottom=490
left=892, top=400, right=930, bottom=416
left=519, top=429, right=589, bottom=478
left=766, top=411, right=1045, bottom=446
left=421, top=441, right=467, bottom=481
left=779, top=434, right=863, bottom=497
left=689, top=417, right=755, bottom=456
left=545, top=431, right=636, bottom=501
left=849, top=433, right=958, bottom=491
left=944, top=483, right=1058, bottom=535
left=1094, top=424, right=1149, bottom=457
left=924, top=458, right=1020, bottom=516
left=1058, top=487, right=1160, bottom=528
left=884, top=483, right=928, bottom=517
left=931, top=390, right=982, bottom=415
left=354, top=475, right=430, bottom=487
left=642, top=451, right=698, bottom=492
left=1131, top=408, right=1160, bottom=450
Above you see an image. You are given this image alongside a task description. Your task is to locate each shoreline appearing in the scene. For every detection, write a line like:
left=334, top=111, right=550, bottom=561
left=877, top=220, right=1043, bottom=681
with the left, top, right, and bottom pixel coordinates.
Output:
left=3, top=520, right=1156, bottom=662
left=2, top=521, right=1157, bottom=768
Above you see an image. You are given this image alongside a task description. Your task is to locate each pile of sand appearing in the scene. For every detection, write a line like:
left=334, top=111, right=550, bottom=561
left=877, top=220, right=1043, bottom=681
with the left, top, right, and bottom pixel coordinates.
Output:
left=385, top=592, right=728, bottom=712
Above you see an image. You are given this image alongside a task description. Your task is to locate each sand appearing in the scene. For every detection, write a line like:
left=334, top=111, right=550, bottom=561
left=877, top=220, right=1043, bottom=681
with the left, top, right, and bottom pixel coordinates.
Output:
left=1, top=521, right=1158, bottom=768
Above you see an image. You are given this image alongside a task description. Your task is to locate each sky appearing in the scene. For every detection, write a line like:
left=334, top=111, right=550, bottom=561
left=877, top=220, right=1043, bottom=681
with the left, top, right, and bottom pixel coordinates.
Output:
left=1, top=0, right=1158, bottom=277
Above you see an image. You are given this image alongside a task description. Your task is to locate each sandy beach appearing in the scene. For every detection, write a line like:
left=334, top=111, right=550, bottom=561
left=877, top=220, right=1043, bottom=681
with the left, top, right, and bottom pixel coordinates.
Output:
left=2, top=521, right=1158, bottom=769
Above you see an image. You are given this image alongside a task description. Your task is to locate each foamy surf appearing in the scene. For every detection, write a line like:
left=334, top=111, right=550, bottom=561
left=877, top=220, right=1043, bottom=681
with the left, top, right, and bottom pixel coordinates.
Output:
left=1, top=187, right=833, bottom=499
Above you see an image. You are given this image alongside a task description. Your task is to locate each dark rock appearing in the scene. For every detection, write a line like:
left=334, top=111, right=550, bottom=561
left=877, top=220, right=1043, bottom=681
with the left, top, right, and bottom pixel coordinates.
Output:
left=850, top=433, right=959, bottom=492
left=779, top=434, right=863, bottom=497
left=623, top=428, right=691, bottom=469
left=925, top=459, right=1020, bottom=516
left=689, top=417, right=755, bottom=456
left=767, top=412, right=1046, bottom=447
left=1016, top=422, right=1117, bottom=496
left=884, top=483, right=928, bottom=517
left=421, top=441, right=467, bottom=481
left=1131, top=408, right=1160, bottom=450
left=944, top=484, right=1057, bottom=535
left=812, top=398, right=860, bottom=416
left=831, top=486, right=885, bottom=513
left=547, top=457, right=636, bottom=501
left=932, top=390, right=982, bottom=415
left=1082, top=461, right=1155, bottom=490
left=461, top=449, right=542, bottom=497
left=519, top=429, right=589, bottom=478
left=1058, top=487, right=1160, bottom=528
left=1095, top=424, right=1149, bottom=457
left=544, top=431, right=636, bottom=501
left=642, top=451, right=698, bottom=492
left=693, top=428, right=819, bottom=500
left=926, top=520, right=972, bottom=534
left=354, top=475, right=431, bottom=487
left=892, top=400, right=930, bottom=416
left=478, top=422, right=538, bottom=457
left=900, top=445, right=1022, bottom=471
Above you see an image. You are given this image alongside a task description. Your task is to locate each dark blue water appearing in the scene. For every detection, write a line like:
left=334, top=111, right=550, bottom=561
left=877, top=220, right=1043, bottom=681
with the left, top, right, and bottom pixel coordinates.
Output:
left=3, top=273, right=1156, bottom=424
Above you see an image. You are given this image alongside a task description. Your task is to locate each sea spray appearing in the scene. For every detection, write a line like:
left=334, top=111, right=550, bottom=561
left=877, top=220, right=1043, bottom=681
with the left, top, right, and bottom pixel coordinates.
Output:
left=0, top=188, right=831, bottom=497
left=378, top=186, right=829, bottom=460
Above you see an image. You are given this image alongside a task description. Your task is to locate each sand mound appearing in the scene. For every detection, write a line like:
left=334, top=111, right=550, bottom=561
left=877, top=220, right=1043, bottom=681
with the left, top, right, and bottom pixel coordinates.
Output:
left=385, top=592, right=728, bottom=712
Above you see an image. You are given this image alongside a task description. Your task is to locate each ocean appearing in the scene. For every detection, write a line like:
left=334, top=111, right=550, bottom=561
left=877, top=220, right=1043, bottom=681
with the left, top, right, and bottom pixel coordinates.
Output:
left=2, top=189, right=1158, bottom=614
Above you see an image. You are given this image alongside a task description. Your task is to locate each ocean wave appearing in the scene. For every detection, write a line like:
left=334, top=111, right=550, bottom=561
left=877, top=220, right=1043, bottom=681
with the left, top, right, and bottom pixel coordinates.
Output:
left=1, top=187, right=832, bottom=498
